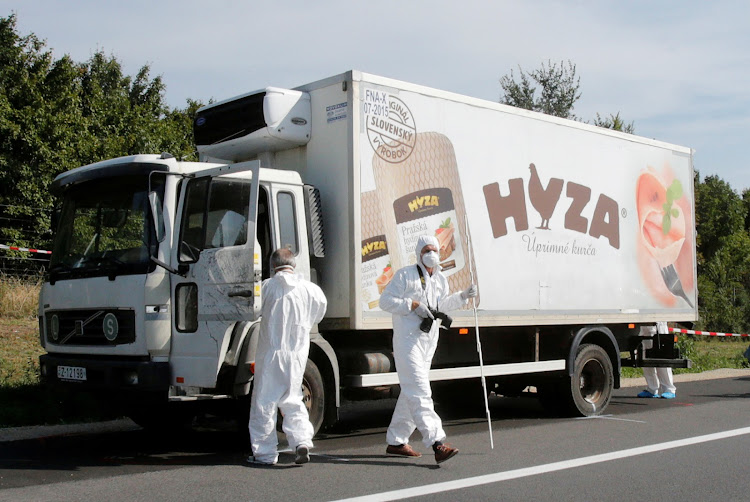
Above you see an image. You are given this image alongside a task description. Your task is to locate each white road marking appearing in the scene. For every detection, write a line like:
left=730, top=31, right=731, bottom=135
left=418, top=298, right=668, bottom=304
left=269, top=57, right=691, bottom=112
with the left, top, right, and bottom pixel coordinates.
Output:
left=332, top=425, right=750, bottom=502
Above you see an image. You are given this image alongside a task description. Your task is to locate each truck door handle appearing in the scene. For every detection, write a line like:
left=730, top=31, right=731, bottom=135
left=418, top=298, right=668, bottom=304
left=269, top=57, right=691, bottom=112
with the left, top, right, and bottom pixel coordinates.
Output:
left=228, top=289, right=254, bottom=298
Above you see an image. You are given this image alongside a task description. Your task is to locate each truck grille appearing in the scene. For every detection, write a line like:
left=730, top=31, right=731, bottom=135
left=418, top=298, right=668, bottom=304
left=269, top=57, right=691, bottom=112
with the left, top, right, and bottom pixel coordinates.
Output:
left=45, top=309, right=136, bottom=346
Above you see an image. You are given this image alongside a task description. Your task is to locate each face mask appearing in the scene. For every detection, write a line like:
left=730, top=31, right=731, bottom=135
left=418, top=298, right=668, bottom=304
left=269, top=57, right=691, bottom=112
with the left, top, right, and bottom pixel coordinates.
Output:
left=421, top=251, right=440, bottom=268
left=272, top=266, right=294, bottom=276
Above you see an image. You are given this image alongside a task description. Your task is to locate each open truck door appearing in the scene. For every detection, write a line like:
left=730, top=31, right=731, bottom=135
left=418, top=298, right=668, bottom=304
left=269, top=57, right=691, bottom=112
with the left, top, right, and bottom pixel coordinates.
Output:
left=169, top=160, right=262, bottom=388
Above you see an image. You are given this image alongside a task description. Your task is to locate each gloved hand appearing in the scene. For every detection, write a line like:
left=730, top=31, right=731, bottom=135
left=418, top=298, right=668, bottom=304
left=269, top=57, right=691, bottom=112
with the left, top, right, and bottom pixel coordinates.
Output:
left=461, top=284, right=478, bottom=300
left=413, top=302, right=434, bottom=319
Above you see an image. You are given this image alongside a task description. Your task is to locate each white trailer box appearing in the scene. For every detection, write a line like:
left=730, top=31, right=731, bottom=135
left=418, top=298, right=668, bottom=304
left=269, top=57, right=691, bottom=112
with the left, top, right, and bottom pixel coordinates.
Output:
left=260, top=71, right=696, bottom=329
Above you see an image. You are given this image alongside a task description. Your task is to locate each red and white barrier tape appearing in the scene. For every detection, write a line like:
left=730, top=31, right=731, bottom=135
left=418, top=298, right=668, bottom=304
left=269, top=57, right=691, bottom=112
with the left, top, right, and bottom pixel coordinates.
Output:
left=669, top=327, right=750, bottom=338
left=0, top=244, right=52, bottom=255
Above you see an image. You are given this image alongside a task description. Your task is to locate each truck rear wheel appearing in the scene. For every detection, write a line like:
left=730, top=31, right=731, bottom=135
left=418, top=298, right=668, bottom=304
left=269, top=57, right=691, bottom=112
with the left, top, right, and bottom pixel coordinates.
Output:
left=567, top=343, right=613, bottom=416
left=303, top=359, right=325, bottom=435
left=538, top=343, right=613, bottom=417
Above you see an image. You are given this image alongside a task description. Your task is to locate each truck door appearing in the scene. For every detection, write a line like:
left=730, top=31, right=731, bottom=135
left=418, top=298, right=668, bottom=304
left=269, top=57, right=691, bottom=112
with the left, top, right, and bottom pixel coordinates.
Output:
left=169, top=161, right=262, bottom=388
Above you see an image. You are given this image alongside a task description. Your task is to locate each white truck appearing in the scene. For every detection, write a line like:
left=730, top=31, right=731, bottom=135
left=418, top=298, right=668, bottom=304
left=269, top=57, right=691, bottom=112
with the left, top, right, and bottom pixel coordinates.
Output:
left=39, top=71, right=696, bottom=431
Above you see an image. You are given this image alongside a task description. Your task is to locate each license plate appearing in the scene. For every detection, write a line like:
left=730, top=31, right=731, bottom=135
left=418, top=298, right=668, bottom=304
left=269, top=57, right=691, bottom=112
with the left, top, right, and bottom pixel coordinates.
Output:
left=57, top=365, right=87, bottom=381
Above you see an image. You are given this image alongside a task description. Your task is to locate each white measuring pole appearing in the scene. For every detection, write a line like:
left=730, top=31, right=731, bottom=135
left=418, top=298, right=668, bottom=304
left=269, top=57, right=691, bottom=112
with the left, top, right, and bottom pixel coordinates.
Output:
left=465, top=214, right=493, bottom=449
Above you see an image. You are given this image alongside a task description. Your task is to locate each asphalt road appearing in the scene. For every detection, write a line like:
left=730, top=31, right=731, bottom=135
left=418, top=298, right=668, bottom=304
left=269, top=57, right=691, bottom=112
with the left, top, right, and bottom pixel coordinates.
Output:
left=2, top=372, right=750, bottom=501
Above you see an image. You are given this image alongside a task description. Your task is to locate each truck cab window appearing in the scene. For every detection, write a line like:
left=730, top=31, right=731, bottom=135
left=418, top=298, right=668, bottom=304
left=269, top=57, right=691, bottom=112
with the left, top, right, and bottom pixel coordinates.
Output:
left=179, top=177, right=270, bottom=266
left=205, top=179, right=251, bottom=249
left=277, top=191, right=298, bottom=255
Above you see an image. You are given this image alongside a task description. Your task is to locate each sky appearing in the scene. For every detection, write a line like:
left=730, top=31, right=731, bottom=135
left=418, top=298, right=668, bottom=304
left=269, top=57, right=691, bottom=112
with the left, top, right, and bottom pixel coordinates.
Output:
left=3, top=1, right=749, bottom=192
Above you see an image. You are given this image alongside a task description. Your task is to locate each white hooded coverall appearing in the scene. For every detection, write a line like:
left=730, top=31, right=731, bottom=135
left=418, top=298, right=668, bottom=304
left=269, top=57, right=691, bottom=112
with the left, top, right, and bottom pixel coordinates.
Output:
left=379, top=235, right=468, bottom=448
left=249, top=270, right=327, bottom=464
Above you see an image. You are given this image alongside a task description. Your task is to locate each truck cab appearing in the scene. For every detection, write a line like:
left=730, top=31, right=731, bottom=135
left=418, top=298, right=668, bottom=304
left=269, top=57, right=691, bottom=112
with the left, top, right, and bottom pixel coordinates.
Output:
left=39, top=86, right=334, bottom=428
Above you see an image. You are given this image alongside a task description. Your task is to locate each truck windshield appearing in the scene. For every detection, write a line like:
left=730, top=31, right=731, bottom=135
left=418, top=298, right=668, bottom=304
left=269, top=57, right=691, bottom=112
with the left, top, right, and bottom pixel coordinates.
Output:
left=49, top=175, right=161, bottom=280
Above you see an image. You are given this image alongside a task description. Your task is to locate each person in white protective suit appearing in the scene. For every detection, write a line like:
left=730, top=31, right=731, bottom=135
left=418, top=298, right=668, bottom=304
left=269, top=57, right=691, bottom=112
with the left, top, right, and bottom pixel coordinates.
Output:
left=637, top=321, right=677, bottom=399
left=379, top=235, right=477, bottom=464
left=248, top=248, right=327, bottom=465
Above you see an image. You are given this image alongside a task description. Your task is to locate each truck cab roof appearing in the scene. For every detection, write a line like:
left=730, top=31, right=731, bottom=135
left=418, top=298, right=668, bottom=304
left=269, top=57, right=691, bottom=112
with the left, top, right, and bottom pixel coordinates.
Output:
left=51, top=154, right=302, bottom=194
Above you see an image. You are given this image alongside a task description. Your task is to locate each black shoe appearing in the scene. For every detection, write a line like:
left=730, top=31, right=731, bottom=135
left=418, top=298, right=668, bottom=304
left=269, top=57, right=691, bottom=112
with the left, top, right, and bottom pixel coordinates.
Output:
left=295, top=445, right=311, bottom=464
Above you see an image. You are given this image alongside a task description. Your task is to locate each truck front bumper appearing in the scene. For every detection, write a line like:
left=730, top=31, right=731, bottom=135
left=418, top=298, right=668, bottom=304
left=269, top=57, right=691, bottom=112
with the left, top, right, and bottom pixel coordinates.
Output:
left=39, top=354, right=170, bottom=392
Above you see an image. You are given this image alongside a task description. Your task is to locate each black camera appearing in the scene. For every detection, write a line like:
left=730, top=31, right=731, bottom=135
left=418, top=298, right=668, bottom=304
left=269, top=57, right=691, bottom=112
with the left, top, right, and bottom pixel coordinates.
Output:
left=419, top=308, right=453, bottom=332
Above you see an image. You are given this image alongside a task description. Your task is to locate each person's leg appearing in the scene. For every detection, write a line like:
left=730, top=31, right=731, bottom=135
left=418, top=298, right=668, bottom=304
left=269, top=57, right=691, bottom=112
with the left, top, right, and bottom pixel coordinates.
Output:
left=656, top=367, right=676, bottom=397
left=640, top=366, right=660, bottom=396
left=278, top=369, right=315, bottom=453
left=386, top=389, right=417, bottom=446
left=249, top=359, right=284, bottom=464
left=393, top=334, right=445, bottom=449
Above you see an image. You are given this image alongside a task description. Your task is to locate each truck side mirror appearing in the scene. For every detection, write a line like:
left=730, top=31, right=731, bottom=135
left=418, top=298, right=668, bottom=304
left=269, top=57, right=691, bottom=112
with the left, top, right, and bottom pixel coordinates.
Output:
left=148, top=191, right=165, bottom=243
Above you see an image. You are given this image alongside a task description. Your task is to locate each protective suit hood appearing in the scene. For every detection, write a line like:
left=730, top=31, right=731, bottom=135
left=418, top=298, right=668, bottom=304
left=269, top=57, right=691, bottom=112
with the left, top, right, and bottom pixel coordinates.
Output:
left=415, top=235, right=439, bottom=266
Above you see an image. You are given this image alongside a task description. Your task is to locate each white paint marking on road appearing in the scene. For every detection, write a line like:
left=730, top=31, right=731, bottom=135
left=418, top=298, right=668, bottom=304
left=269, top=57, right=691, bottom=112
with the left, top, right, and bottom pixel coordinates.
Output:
left=575, top=414, right=647, bottom=424
left=332, top=425, right=750, bottom=502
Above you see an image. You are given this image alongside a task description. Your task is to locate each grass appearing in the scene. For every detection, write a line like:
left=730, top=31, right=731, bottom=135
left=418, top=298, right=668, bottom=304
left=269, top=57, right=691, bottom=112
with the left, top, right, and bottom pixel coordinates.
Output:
left=0, top=273, right=40, bottom=319
left=0, top=317, right=43, bottom=387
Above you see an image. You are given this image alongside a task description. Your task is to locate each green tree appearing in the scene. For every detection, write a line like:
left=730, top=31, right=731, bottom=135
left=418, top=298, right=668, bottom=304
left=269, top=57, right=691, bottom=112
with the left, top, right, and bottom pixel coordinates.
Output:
left=500, top=59, right=581, bottom=119
left=0, top=14, right=198, bottom=256
left=696, top=231, right=750, bottom=333
left=593, top=112, right=635, bottom=134
left=499, top=59, right=634, bottom=133
left=694, top=175, right=746, bottom=263
left=694, top=175, right=750, bottom=333
left=0, top=15, right=83, bottom=250
left=742, top=188, right=750, bottom=233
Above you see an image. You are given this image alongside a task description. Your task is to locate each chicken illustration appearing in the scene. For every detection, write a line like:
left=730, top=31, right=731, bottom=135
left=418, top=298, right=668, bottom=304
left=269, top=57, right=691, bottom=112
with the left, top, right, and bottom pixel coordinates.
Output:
left=528, top=163, right=564, bottom=230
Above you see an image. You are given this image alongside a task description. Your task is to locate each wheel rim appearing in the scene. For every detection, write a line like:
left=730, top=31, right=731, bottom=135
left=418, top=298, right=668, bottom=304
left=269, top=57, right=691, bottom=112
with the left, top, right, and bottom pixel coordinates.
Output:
left=579, top=358, right=605, bottom=404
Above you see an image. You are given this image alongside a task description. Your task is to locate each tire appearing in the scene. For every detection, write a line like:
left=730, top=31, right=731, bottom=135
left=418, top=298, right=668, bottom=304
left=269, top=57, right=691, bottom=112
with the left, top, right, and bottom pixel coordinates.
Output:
left=567, top=343, right=614, bottom=416
left=302, top=359, right=325, bottom=436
